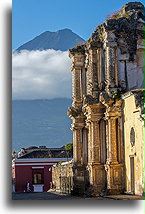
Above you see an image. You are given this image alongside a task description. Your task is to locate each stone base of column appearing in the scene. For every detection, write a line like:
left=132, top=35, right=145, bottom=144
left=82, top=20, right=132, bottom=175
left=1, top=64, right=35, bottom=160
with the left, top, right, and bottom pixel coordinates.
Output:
left=72, top=164, right=87, bottom=196
left=86, top=163, right=106, bottom=196
left=105, top=163, right=125, bottom=195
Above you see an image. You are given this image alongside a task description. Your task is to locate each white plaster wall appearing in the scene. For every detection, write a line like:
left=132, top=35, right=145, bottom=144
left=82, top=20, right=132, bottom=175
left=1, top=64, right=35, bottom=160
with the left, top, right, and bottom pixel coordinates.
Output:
left=123, top=95, right=144, bottom=195
left=127, top=62, right=138, bottom=90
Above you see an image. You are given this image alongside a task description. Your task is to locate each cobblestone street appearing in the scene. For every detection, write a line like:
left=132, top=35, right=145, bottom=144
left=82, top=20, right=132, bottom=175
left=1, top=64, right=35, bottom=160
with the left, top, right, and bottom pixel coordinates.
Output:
left=12, top=192, right=144, bottom=200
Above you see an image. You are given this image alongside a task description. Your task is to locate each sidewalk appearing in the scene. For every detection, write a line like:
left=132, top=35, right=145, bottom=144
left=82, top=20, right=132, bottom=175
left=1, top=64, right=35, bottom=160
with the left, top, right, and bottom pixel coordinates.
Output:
left=48, top=189, right=144, bottom=200
left=102, top=194, right=144, bottom=200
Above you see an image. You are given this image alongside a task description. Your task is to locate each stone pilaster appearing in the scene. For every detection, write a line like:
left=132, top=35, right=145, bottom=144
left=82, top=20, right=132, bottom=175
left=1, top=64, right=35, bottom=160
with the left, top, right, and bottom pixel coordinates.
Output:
left=105, top=99, right=125, bottom=194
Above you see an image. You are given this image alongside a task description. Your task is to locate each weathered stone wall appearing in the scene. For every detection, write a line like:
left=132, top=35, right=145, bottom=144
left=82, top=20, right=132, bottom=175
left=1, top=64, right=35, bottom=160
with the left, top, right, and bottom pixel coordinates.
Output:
left=52, top=161, right=73, bottom=194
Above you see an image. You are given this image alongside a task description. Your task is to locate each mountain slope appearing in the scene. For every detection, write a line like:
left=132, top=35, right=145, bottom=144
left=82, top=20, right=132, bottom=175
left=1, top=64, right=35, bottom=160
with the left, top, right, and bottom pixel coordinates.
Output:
left=16, top=28, right=85, bottom=51
left=12, top=99, right=72, bottom=152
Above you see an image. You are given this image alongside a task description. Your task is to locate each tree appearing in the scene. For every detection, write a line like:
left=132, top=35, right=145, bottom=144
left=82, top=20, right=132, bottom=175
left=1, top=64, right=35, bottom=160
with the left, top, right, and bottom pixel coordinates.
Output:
left=64, top=143, right=73, bottom=160
left=64, top=143, right=73, bottom=151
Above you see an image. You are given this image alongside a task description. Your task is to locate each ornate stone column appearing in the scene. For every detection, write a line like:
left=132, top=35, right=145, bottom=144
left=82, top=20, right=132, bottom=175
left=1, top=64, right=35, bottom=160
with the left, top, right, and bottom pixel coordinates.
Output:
left=68, top=45, right=87, bottom=195
left=71, top=115, right=85, bottom=165
left=69, top=46, right=85, bottom=109
left=84, top=103, right=106, bottom=195
left=72, top=67, right=83, bottom=108
left=104, top=42, right=118, bottom=93
left=104, top=99, right=125, bottom=194
left=82, top=127, right=88, bottom=166
left=91, top=119, right=100, bottom=163
left=85, top=45, right=98, bottom=97
left=67, top=107, right=87, bottom=195
left=107, top=118, right=118, bottom=163
left=72, top=127, right=81, bottom=164
left=105, top=46, right=115, bottom=87
left=97, top=47, right=105, bottom=90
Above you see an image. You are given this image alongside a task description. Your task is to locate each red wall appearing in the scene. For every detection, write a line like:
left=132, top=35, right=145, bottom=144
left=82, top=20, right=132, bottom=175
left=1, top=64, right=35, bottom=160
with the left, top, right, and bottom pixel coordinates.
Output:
left=15, top=164, right=52, bottom=192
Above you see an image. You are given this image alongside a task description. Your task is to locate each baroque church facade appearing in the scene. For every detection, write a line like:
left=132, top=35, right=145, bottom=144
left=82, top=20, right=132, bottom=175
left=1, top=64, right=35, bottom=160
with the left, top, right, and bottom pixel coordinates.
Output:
left=52, top=2, right=144, bottom=196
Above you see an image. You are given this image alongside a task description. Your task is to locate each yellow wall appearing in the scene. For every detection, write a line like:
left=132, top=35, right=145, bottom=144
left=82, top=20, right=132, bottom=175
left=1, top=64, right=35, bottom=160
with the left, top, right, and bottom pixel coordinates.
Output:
left=123, top=93, right=144, bottom=195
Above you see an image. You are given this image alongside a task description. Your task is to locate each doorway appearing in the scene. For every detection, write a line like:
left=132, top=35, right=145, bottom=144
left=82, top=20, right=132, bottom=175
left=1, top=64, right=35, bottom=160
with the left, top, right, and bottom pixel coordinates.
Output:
left=130, top=156, right=135, bottom=194
left=32, top=168, right=44, bottom=192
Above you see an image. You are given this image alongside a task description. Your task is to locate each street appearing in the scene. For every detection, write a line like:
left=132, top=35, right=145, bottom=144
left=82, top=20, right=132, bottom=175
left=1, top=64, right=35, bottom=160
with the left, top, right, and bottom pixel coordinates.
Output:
left=12, top=192, right=144, bottom=200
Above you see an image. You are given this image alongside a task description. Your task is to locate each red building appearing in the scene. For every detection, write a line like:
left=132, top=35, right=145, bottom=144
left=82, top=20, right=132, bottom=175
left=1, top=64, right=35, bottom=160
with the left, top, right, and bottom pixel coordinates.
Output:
left=12, top=146, right=72, bottom=192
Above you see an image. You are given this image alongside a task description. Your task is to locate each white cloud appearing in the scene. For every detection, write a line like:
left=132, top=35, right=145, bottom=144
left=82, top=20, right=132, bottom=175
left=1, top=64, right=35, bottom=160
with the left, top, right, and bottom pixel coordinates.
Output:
left=12, top=49, right=72, bottom=100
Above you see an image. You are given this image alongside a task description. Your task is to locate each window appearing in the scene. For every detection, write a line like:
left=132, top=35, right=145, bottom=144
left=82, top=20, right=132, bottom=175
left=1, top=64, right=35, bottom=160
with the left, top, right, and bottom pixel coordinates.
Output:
left=130, top=127, right=135, bottom=147
left=32, top=169, right=44, bottom=184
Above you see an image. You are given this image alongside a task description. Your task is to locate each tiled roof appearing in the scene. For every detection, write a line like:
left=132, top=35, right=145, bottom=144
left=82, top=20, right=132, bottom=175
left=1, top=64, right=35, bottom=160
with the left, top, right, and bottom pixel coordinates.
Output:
left=17, top=148, right=72, bottom=159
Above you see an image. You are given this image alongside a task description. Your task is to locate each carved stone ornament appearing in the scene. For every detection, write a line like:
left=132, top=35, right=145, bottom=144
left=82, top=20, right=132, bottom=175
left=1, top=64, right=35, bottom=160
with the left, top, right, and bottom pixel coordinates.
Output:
left=83, top=95, right=99, bottom=106
left=69, top=44, right=85, bottom=56
left=67, top=107, right=82, bottom=118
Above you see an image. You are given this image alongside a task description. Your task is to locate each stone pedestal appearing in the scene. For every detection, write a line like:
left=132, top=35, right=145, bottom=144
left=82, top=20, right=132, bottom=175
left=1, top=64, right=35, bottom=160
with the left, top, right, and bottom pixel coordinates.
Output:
left=87, top=163, right=106, bottom=196
left=105, top=164, right=124, bottom=194
left=72, top=164, right=86, bottom=195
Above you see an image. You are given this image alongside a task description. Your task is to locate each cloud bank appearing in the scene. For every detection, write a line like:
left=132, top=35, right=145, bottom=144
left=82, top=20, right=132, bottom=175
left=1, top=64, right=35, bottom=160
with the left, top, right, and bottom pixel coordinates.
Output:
left=12, top=49, right=72, bottom=100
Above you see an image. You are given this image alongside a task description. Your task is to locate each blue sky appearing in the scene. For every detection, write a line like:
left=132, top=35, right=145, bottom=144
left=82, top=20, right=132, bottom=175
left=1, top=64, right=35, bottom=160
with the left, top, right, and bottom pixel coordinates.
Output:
left=12, top=0, right=145, bottom=50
